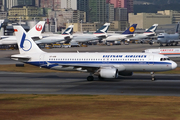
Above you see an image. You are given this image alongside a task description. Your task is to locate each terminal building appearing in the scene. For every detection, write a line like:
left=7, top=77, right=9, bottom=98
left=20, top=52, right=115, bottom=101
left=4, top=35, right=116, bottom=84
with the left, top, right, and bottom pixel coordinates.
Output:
left=8, top=6, right=42, bottom=21
left=129, top=10, right=180, bottom=29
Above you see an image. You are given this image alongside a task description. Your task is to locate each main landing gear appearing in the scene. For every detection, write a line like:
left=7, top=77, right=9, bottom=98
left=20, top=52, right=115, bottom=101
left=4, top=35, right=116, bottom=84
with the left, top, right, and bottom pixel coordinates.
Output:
left=151, top=72, right=156, bottom=81
left=87, top=73, right=94, bottom=81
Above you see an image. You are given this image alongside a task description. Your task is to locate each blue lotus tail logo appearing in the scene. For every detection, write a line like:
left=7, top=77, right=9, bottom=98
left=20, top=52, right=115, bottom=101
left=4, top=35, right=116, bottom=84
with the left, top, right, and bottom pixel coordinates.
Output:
left=20, top=33, right=32, bottom=51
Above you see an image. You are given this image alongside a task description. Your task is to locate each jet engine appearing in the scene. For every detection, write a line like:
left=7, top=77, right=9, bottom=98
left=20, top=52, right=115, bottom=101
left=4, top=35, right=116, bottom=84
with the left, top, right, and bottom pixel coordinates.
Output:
left=149, top=40, right=154, bottom=45
left=99, top=68, right=118, bottom=78
left=118, top=71, right=133, bottom=76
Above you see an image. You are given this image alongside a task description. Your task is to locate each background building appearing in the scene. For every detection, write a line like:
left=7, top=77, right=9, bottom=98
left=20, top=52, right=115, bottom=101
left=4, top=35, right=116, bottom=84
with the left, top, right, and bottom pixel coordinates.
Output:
left=88, top=0, right=107, bottom=23
left=54, top=0, right=61, bottom=10
left=77, top=0, right=89, bottom=22
left=61, top=0, right=77, bottom=10
left=35, top=0, right=40, bottom=7
left=129, top=10, right=180, bottom=29
left=3, top=0, right=18, bottom=11
left=40, top=0, right=61, bottom=10
left=17, top=0, right=35, bottom=6
left=40, top=0, right=54, bottom=9
left=0, top=12, right=7, bottom=19
left=48, top=9, right=86, bottom=31
left=8, top=6, right=41, bottom=21
left=115, top=8, right=127, bottom=21
left=107, top=0, right=133, bottom=13
left=106, top=3, right=114, bottom=22
left=129, top=11, right=172, bottom=29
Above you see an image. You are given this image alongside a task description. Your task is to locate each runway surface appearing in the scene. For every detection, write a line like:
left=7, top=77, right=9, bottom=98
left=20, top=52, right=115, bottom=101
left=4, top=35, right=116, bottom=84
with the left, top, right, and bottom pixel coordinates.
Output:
left=0, top=72, right=180, bottom=96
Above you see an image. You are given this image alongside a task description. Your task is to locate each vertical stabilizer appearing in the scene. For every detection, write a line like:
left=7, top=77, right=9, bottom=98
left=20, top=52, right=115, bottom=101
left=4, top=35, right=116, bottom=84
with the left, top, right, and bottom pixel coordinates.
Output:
left=62, top=25, right=74, bottom=35
left=176, top=22, right=179, bottom=33
left=0, top=19, right=4, bottom=29
left=145, top=24, right=158, bottom=33
left=94, top=23, right=110, bottom=34
left=27, top=21, right=45, bottom=38
left=13, top=26, right=44, bottom=54
left=122, top=24, right=137, bottom=34
left=0, top=19, right=5, bottom=36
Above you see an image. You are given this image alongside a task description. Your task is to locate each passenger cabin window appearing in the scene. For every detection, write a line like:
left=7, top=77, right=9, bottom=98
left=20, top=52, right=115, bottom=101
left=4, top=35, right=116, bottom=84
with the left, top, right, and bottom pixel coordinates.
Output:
left=158, top=36, right=165, bottom=38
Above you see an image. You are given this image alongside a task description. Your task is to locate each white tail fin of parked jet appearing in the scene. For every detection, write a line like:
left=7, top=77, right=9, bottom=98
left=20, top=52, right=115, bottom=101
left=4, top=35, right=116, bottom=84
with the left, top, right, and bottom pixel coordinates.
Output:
left=14, top=26, right=44, bottom=54
left=27, top=21, right=45, bottom=38
left=144, top=24, right=158, bottom=33
left=94, top=23, right=110, bottom=34
left=0, top=19, right=5, bottom=36
left=61, top=25, right=74, bottom=35
left=0, top=19, right=4, bottom=29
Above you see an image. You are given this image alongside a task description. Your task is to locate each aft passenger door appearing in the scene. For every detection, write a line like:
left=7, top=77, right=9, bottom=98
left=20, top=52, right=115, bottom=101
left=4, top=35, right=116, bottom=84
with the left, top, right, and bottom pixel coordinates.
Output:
left=39, top=54, right=45, bottom=66
left=148, top=55, right=154, bottom=65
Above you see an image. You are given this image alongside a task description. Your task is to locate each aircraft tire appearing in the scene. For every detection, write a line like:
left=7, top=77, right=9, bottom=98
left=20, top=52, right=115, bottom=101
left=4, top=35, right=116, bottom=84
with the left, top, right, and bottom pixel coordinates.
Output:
left=87, top=76, right=94, bottom=81
left=151, top=77, right=156, bottom=81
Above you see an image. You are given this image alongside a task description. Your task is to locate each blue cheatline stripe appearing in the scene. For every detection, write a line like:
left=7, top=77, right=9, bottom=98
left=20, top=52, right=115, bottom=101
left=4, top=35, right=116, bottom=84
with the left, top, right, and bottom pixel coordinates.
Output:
left=26, top=61, right=172, bottom=67
left=20, top=33, right=26, bottom=48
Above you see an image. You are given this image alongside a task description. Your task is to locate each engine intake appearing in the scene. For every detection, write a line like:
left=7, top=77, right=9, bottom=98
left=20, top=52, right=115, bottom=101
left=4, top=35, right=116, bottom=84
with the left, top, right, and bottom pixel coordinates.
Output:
left=99, top=68, right=118, bottom=78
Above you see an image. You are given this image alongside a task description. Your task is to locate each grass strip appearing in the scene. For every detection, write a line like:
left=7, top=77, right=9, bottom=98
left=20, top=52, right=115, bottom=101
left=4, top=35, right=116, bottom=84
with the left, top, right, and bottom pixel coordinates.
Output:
left=0, top=94, right=180, bottom=120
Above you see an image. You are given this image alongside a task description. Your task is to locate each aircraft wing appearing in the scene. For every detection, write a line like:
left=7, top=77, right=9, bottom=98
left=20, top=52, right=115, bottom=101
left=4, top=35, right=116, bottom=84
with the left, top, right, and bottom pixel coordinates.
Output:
left=35, top=36, right=69, bottom=44
left=46, top=62, right=125, bottom=72
left=169, top=39, right=180, bottom=42
left=164, top=54, right=180, bottom=57
left=35, top=41, right=42, bottom=44
left=123, top=34, right=134, bottom=39
left=49, top=63, right=104, bottom=68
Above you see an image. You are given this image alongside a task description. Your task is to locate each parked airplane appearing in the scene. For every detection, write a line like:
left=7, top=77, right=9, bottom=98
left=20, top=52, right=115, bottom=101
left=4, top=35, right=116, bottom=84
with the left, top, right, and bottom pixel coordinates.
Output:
left=11, top=26, right=177, bottom=81
left=157, top=23, right=180, bottom=46
left=35, top=25, right=74, bottom=44
left=69, top=23, right=110, bottom=44
left=143, top=48, right=180, bottom=57
left=127, top=24, right=158, bottom=44
left=0, top=19, right=4, bottom=29
left=0, top=19, right=4, bottom=36
left=0, top=21, right=45, bottom=45
left=102, top=24, right=137, bottom=44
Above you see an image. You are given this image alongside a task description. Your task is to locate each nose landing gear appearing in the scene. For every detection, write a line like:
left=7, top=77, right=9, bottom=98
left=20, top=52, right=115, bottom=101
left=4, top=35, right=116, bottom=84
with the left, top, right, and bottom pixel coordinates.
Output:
left=151, top=72, right=156, bottom=81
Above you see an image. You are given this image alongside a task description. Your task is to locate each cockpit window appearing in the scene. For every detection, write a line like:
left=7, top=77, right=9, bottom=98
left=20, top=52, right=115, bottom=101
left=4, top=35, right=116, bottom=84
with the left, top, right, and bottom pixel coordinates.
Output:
left=158, top=36, right=165, bottom=38
left=160, top=58, right=170, bottom=61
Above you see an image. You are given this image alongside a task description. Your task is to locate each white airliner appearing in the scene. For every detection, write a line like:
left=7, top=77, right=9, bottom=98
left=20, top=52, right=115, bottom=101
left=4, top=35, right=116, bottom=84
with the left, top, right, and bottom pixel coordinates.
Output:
left=157, top=23, right=180, bottom=46
left=35, top=25, right=74, bottom=44
left=0, top=19, right=4, bottom=28
left=0, top=21, right=45, bottom=45
left=69, top=23, right=110, bottom=44
left=11, top=26, right=177, bottom=81
left=102, top=24, right=137, bottom=43
left=127, top=24, right=158, bottom=44
left=143, top=48, right=180, bottom=57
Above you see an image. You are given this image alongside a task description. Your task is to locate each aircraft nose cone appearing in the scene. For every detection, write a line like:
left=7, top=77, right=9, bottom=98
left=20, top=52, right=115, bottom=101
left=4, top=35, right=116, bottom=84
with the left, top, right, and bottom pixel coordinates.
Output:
left=172, top=62, right=177, bottom=69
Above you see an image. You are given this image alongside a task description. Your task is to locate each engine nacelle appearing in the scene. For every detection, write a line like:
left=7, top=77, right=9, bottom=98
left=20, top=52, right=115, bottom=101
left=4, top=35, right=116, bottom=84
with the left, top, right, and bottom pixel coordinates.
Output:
left=99, top=68, right=118, bottom=78
left=119, top=71, right=133, bottom=76
left=149, top=40, right=154, bottom=45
